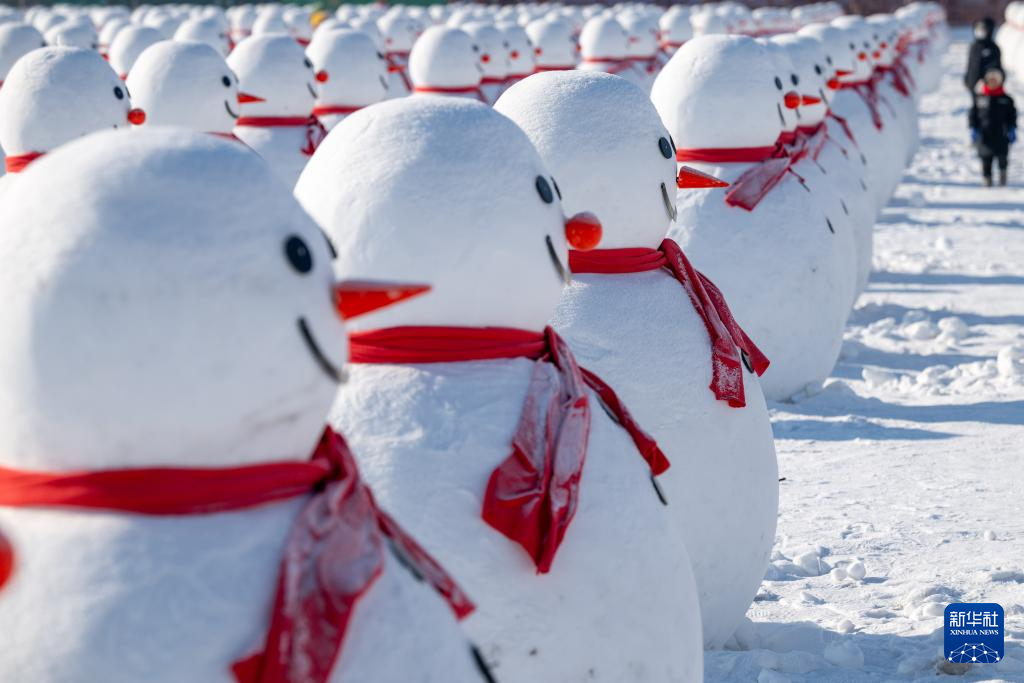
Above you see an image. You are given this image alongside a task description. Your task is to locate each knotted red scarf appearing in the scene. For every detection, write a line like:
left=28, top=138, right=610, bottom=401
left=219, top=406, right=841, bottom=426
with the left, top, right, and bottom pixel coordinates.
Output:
left=4, top=151, right=43, bottom=174
left=877, top=64, right=911, bottom=97
left=0, top=428, right=473, bottom=683
left=838, top=79, right=884, bottom=131
left=311, top=104, right=362, bottom=118
left=579, top=57, right=633, bottom=75
left=348, top=325, right=668, bottom=573
left=413, top=85, right=487, bottom=104
left=827, top=109, right=859, bottom=148
left=385, top=52, right=413, bottom=91
left=569, top=239, right=769, bottom=407
left=793, top=122, right=832, bottom=161
left=235, top=116, right=327, bottom=156
left=677, top=141, right=803, bottom=210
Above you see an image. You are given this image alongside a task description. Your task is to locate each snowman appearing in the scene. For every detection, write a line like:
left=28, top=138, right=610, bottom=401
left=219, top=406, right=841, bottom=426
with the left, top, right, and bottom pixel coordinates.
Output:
left=525, top=17, right=578, bottom=72
left=107, top=25, right=163, bottom=80
left=463, top=23, right=507, bottom=104
left=577, top=16, right=635, bottom=80
left=44, top=21, right=98, bottom=50
left=408, top=26, right=486, bottom=103
left=0, top=47, right=144, bottom=183
left=306, top=29, right=388, bottom=130
left=867, top=14, right=919, bottom=166
left=496, top=70, right=778, bottom=649
left=652, top=36, right=850, bottom=401
left=126, top=41, right=254, bottom=139
left=499, top=24, right=535, bottom=89
left=228, top=34, right=328, bottom=188
left=772, top=31, right=877, bottom=302
left=618, top=12, right=662, bottom=92
left=295, top=96, right=704, bottom=682
left=0, top=127, right=489, bottom=683
left=97, top=17, right=129, bottom=57
left=0, top=22, right=45, bottom=178
left=378, top=12, right=418, bottom=97
left=658, top=6, right=693, bottom=57
left=174, top=16, right=231, bottom=57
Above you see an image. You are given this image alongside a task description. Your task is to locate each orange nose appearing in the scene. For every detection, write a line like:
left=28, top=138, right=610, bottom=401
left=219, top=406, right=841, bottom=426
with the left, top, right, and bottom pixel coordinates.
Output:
left=535, top=46, right=542, bottom=56
left=880, top=41, right=888, bottom=48
left=801, top=93, right=822, bottom=105
left=677, top=165, right=729, bottom=189
left=315, top=70, right=329, bottom=83
left=0, top=530, right=13, bottom=592
left=827, top=77, right=840, bottom=89
left=835, top=68, right=853, bottom=76
left=127, top=108, right=146, bottom=125
left=334, top=281, right=432, bottom=320
left=564, top=212, right=603, bottom=251
left=872, top=51, right=880, bottom=59
left=237, top=92, right=265, bottom=103
left=858, top=51, right=867, bottom=60
left=481, top=53, right=490, bottom=63
left=510, top=49, right=519, bottom=59
left=783, top=91, right=801, bottom=109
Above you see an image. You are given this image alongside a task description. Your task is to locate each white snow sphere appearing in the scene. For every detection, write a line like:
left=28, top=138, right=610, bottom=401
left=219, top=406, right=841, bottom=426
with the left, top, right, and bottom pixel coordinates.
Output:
left=0, top=47, right=136, bottom=165
left=96, top=17, right=129, bottom=54
left=408, top=25, right=483, bottom=97
left=497, top=70, right=777, bottom=649
left=228, top=34, right=321, bottom=187
left=126, top=41, right=239, bottom=136
left=0, top=128, right=485, bottom=683
left=297, top=96, right=703, bottom=681
left=306, top=29, right=388, bottom=130
left=463, top=23, right=507, bottom=104
left=0, top=24, right=45, bottom=82
left=174, top=16, right=230, bottom=56
left=107, top=25, right=163, bottom=79
left=525, top=17, right=578, bottom=70
left=44, top=20, right=98, bottom=50
left=652, top=36, right=850, bottom=400
left=659, top=6, right=693, bottom=54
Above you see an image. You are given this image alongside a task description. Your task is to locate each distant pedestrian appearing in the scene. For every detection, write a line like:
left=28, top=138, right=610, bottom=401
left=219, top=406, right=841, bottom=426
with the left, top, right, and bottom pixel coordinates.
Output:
left=969, top=68, right=1017, bottom=186
left=965, top=17, right=1001, bottom=94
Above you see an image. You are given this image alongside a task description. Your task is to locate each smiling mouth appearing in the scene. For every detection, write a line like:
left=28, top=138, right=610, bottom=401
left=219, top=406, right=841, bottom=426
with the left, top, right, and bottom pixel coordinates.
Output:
left=307, top=83, right=317, bottom=99
left=546, top=235, right=570, bottom=285
left=776, top=103, right=786, bottom=126
left=661, top=182, right=678, bottom=221
left=298, top=317, right=343, bottom=383
left=225, top=100, right=239, bottom=118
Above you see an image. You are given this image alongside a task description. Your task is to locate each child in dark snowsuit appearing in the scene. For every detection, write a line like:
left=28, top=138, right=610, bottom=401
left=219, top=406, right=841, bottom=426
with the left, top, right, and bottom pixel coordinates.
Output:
left=970, top=68, right=1017, bottom=186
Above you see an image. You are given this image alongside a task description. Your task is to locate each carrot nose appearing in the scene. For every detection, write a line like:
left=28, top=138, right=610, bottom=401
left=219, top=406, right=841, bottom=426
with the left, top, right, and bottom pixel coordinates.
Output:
left=315, top=70, right=329, bottom=83
left=481, top=53, right=490, bottom=63
left=801, top=93, right=822, bottom=105
left=334, top=280, right=431, bottom=320
left=535, top=46, right=542, bottom=56
left=858, top=51, right=867, bottom=61
left=827, top=77, right=840, bottom=89
left=835, top=69, right=853, bottom=77
left=564, top=212, right=603, bottom=251
left=0, top=529, right=13, bottom=592
left=510, top=49, right=519, bottom=59
left=677, top=165, right=729, bottom=189
left=238, top=92, right=265, bottom=103
left=783, top=91, right=801, bottom=109
left=127, top=108, right=146, bottom=125
left=872, top=51, right=880, bottom=59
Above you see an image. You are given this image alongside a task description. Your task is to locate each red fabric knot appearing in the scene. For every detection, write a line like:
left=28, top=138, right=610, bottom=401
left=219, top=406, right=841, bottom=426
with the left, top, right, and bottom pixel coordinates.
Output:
left=385, top=53, right=412, bottom=90
left=412, top=85, right=488, bottom=104
left=877, top=64, right=912, bottom=97
left=569, top=240, right=769, bottom=407
left=235, top=116, right=327, bottom=157
left=4, top=151, right=44, bottom=174
left=311, top=104, right=363, bottom=118
left=0, top=428, right=473, bottom=683
left=826, top=109, right=859, bottom=148
left=838, top=79, right=885, bottom=131
left=677, top=141, right=804, bottom=210
left=791, top=122, right=829, bottom=161
left=347, top=325, right=668, bottom=573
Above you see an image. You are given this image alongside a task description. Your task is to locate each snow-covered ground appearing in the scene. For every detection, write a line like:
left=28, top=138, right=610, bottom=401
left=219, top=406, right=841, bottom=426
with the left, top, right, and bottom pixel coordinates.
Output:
left=709, top=31, right=1024, bottom=682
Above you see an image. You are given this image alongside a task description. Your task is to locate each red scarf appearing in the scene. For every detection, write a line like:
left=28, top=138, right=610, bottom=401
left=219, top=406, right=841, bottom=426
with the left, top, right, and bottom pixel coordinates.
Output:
left=676, top=142, right=803, bottom=211
left=385, top=52, right=413, bottom=91
left=4, top=151, right=43, bottom=174
left=569, top=239, right=768, bottom=407
left=348, top=326, right=668, bottom=574
left=579, top=57, right=633, bottom=75
left=827, top=110, right=859, bottom=148
left=533, top=64, right=576, bottom=72
left=311, top=104, right=362, bottom=118
left=838, top=79, right=884, bottom=131
left=413, top=85, right=487, bottom=104
left=876, top=64, right=911, bottom=97
left=982, top=84, right=1005, bottom=97
left=792, top=122, right=832, bottom=161
left=235, top=116, right=327, bottom=156
left=0, top=429, right=473, bottom=683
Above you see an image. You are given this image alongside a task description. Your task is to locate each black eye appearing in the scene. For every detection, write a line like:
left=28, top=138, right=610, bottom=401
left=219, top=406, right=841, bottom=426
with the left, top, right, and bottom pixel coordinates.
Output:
left=849, top=42, right=855, bottom=50
left=552, top=177, right=562, bottom=200
left=658, top=136, right=674, bottom=159
left=284, top=235, right=313, bottom=273
left=826, top=55, right=833, bottom=65
left=790, top=74, right=799, bottom=86
left=113, top=86, right=124, bottom=100
left=472, top=44, right=479, bottom=52
left=774, top=76, right=783, bottom=90
left=814, top=64, right=822, bottom=75
left=222, top=75, right=231, bottom=87
left=376, top=51, right=384, bottom=59
left=303, top=57, right=312, bottom=68
left=535, top=176, right=554, bottom=203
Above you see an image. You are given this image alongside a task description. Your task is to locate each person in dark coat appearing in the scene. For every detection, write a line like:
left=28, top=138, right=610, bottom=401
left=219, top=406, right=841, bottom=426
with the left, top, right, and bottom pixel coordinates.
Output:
left=965, top=17, right=1002, bottom=94
left=969, top=68, right=1017, bottom=186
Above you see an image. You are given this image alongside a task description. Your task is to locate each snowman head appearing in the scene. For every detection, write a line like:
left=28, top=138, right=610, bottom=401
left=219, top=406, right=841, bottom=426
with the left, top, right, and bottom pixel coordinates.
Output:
left=174, top=16, right=231, bottom=57
left=866, top=15, right=898, bottom=68
left=651, top=35, right=787, bottom=150
left=497, top=71, right=679, bottom=250
left=126, top=41, right=241, bottom=135
left=307, top=29, right=388, bottom=108
left=408, top=26, right=483, bottom=90
left=379, top=13, right=419, bottom=54
left=250, top=8, right=290, bottom=37
left=0, top=23, right=45, bottom=83
left=525, top=17, right=577, bottom=68
left=295, top=96, right=591, bottom=332
left=759, top=39, right=802, bottom=133
left=830, top=18, right=874, bottom=81
left=227, top=34, right=320, bottom=118
left=464, top=23, right=508, bottom=80
left=798, top=23, right=855, bottom=89
left=578, top=16, right=628, bottom=61
left=44, top=20, right=98, bottom=50
left=107, top=26, right=163, bottom=79
left=619, top=13, right=659, bottom=59
left=0, top=47, right=143, bottom=158
left=97, top=18, right=129, bottom=54
left=0, top=129, right=350, bottom=470
left=500, top=24, right=535, bottom=76
left=770, top=34, right=831, bottom=125
left=658, top=7, right=693, bottom=51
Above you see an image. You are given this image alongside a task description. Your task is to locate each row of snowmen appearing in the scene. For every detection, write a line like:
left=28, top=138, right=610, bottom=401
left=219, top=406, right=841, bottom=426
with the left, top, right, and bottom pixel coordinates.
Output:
left=0, top=2, right=946, bottom=682
left=996, top=3, right=1024, bottom=79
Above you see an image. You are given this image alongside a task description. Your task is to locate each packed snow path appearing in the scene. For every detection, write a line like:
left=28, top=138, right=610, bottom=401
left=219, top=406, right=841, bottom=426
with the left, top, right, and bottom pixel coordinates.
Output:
left=708, top=30, right=1024, bottom=682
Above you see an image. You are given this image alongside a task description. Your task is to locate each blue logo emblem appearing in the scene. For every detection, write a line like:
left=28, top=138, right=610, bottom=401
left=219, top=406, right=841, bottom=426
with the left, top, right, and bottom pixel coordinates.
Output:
left=944, top=603, right=1004, bottom=664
